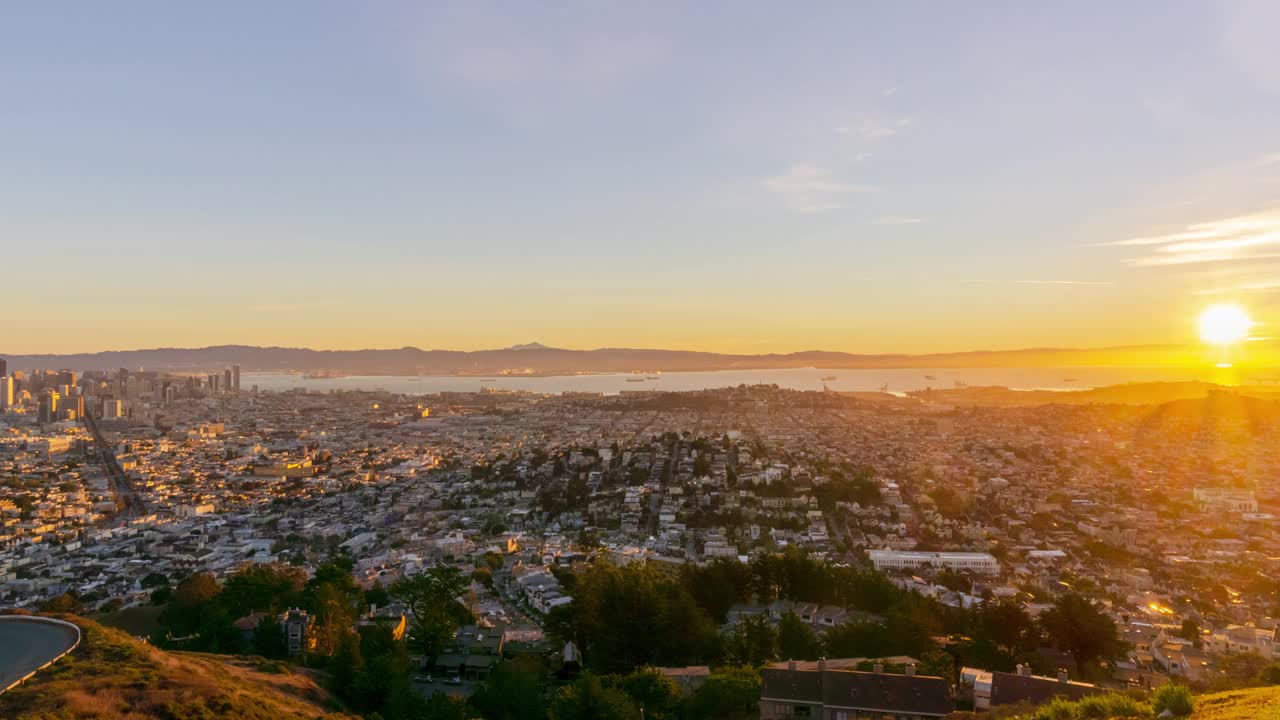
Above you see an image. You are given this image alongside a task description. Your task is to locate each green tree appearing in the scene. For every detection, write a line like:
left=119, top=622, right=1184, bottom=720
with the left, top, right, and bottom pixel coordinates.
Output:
left=470, top=657, right=547, bottom=720
left=607, top=668, right=682, bottom=720
left=1153, top=683, right=1194, bottom=717
left=140, top=572, right=169, bottom=589
left=559, top=561, right=717, bottom=673
left=1177, top=618, right=1202, bottom=648
left=685, top=667, right=760, bottom=720
left=391, top=566, right=470, bottom=658
left=329, top=630, right=365, bottom=706
left=548, top=673, right=639, bottom=720
left=162, top=572, right=221, bottom=635
left=1037, top=593, right=1124, bottom=669
left=723, top=614, right=777, bottom=666
left=252, top=615, right=289, bottom=659
left=777, top=612, right=821, bottom=661
left=364, top=580, right=390, bottom=610
left=220, top=562, right=307, bottom=618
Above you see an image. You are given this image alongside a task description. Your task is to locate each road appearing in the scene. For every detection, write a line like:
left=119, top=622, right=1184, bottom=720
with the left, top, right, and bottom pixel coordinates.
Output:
left=83, top=412, right=145, bottom=516
left=0, top=618, right=79, bottom=694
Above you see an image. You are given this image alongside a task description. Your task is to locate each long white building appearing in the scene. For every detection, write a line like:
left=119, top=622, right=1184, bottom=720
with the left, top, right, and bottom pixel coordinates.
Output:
left=868, top=550, right=999, bottom=575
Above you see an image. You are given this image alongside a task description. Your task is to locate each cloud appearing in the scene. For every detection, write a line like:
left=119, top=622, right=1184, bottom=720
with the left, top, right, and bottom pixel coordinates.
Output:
left=874, top=216, right=926, bottom=225
left=1195, top=279, right=1280, bottom=295
left=1106, top=209, right=1280, bottom=266
left=962, top=279, right=1112, bottom=286
left=761, top=164, right=878, bottom=213
left=1013, top=280, right=1113, bottom=286
left=834, top=117, right=911, bottom=141
left=1256, top=152, right=1280, bottom=168
left=251, top=300, right=345, bottom=312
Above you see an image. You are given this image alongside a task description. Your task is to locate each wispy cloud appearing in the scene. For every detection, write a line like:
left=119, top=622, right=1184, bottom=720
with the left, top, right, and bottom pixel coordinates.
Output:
left=1105, top=209, right=1280, bottom=266
left=251, top=300, right=345, bottom=312
left=1256, top=152, right=1280, bottom=168
left=874, top=216, right=925, bottom=225
left=762, top=164, right=878, bottom=213
left=834, top=117, right=911, bottom=141
left=1013, top=279, right=1113, bottom=286
left=963, top=279, right=1112, bottom=286
left=1194, top=279, right=1280, bottom=295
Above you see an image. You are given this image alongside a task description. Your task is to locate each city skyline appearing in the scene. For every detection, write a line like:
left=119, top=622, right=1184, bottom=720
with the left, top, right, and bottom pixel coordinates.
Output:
left=4, top=2, right=1280, bottom=355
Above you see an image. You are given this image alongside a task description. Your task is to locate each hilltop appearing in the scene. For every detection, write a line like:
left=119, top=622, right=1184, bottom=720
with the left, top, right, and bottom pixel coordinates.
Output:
left=0, top=615, right=355, bottom=720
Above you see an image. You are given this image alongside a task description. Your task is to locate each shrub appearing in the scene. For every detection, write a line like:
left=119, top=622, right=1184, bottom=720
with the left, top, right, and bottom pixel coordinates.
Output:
left=1152, top=683, right=1194, bottom=718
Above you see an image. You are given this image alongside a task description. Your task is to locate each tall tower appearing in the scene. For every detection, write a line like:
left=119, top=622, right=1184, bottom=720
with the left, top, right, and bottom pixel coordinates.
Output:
left=232, top=364, right=241, bottom=392
left=0, top=357, right=7, bottom=378
left=0, top=376, right=12, bottom=410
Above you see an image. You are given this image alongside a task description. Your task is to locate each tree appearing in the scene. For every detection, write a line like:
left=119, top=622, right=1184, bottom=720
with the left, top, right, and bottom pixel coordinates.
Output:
left=329, top=630, right=365, bottom=706
left=607, top=668, right=682, bottom=720
left=39, top=592, right=82, bottom=614
left=162, top=572, right=221, bottom=635
left=220, top=562, right=307, bottom=618
left=422, top=692, right=469, bottom=720
left=391, top=566, right=469, bottom=658
left=140, top=572, right=169, bottom=589
left=1177, top=618, right=1202, bottom=648
left=1259, top=662, right=1280, bottom=685
left=1153, top=683, right=1194, bottom=717
left=777, top=612, right=821, bottom=661
left=364, top=579, right=390, bottom=610
left=310, top=580, right=357, bottom=657
left=560, top=561, right=717, bottom=673
left=470, top=657, right=547, bottom=720
left=548, top=673, right=639, bottom=720
left=1037, top=594, right=1124, bottom=669
left=685, top=667, right=760, bottom=720
left=723, top=614, right=777, bottom=666
left=252, top=615, right=289, bottom=658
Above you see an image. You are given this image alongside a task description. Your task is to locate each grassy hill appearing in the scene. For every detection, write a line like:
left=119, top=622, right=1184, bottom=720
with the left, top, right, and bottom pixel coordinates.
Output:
left=0, top=616, right=357, bottom=720
left=1191, top=685, right=1280, bottom=719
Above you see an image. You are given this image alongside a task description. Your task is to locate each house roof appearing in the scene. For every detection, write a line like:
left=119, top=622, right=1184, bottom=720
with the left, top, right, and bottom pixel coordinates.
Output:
left=989, top=672, right=1104, bottom=707
left=761, top=667, right=953, bottom=717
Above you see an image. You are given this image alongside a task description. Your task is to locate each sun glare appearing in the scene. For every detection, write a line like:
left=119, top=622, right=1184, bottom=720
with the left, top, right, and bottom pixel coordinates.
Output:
left=1198, top=304, right=1251, bottom=345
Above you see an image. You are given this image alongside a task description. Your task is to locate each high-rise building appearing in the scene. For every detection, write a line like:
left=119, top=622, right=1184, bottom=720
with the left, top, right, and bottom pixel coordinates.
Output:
left=101, top=398, right=123, bottom=418
left=232, top=364, right=241, bottom=392
left=0, top=376, right=12, bottom=410
left=0, top=358, right=7, bottom=377
left=224, top=368, right=233, bottom=393
left=38, top=391, right=60, bottom=423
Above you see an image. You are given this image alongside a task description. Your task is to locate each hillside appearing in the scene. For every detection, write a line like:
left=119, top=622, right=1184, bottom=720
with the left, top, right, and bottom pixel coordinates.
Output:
left=0, top=341, right=1231, bottom=375
left=0, top=616, right=356, bottom=720
left=1191, top=685, right=1280, bottom=719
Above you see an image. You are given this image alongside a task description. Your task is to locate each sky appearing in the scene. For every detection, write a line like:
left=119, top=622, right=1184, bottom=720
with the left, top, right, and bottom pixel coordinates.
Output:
left=3, top=1, right=1280, bottom=355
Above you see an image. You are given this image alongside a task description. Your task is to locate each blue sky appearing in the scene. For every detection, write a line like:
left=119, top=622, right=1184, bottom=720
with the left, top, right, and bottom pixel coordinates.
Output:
left=3, top=1, right=1280, bottom=353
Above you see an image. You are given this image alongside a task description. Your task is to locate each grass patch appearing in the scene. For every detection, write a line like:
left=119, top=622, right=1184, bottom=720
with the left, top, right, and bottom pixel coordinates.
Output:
left=0, top=615, right=356, bottom=720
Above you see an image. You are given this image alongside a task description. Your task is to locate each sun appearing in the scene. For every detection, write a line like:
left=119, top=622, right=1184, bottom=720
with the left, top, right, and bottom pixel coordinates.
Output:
left=1198, top=304, right=1251, bottom=345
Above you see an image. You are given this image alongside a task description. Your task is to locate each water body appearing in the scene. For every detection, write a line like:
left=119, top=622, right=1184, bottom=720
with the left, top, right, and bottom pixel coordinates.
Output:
left=0, top=618, right=78, bottom=692
left=241, top=365, right=1252, bottom=396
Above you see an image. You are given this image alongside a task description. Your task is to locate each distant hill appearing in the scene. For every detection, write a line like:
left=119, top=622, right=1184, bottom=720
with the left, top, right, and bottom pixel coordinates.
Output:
left=0, top=615, right=354, bottom=720
left=0, top=342, right=1221, bottom=375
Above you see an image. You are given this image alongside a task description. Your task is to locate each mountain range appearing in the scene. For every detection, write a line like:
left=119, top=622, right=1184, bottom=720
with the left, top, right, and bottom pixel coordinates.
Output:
left=0, top=342, right=1215, bottom=375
